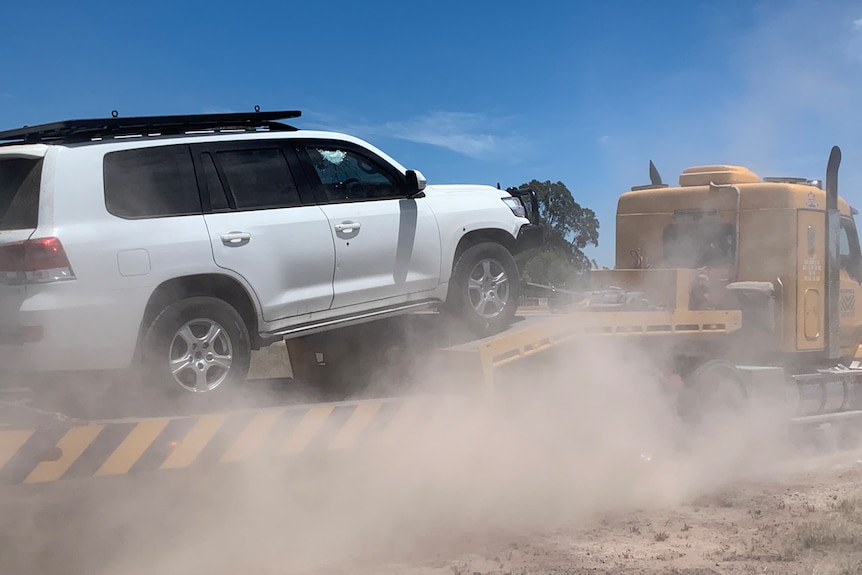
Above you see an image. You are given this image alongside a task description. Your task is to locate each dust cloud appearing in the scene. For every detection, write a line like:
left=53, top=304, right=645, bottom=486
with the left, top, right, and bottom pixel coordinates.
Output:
left=0, top=329, right=820, bottom=575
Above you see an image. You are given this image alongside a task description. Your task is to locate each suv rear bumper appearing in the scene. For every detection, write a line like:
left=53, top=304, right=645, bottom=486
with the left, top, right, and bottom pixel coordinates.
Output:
left=0, top=289, right=144, bottom=372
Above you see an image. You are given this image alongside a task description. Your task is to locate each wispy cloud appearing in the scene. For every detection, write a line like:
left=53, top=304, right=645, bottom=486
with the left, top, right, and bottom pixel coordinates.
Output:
left=597, top=1, right=862, bottom=227
left=851, top=15, right=862, bottom=61
left=382, top=111, right=525, bottom=159
left=711, top=1, right=862, bottom=185
left=338, top=111, right=527, bottom=160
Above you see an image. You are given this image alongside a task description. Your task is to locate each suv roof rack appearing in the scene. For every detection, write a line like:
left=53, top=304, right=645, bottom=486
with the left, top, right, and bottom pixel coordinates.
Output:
left=0, top=109, right=302, bottom=145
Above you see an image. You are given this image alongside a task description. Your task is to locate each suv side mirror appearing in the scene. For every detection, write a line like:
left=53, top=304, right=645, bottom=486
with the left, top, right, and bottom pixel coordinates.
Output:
left=406, top=169, right=427, bottom=198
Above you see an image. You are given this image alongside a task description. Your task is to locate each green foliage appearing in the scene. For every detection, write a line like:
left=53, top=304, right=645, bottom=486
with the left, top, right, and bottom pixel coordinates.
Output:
left=515, top=179, right=600, bottom=288
left=522, top=247, right=579, bottom=288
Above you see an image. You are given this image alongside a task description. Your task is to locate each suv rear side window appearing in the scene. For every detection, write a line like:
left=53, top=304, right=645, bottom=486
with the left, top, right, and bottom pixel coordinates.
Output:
left=0, top=157, right=43, bottom=231
left=104, top=145, right=201, bottom=219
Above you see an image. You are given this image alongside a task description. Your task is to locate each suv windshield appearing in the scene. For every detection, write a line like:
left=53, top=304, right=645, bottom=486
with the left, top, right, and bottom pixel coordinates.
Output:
left=0, top=157, right=42, bottom=231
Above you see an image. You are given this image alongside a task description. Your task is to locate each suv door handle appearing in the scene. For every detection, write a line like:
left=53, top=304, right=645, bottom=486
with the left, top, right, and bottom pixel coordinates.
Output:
left=220, top=231, right=251, bottom=245
left=334, top=222, right=361, bottom=233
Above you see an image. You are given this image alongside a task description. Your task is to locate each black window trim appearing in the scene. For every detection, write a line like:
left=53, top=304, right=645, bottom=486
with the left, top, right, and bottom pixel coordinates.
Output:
left=290, top=138, right=409, bottom=205
left=194, top=151, right=231, bottom=213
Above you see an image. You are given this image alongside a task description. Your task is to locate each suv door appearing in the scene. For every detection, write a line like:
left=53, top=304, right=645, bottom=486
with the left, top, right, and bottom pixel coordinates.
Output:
left=193, top=142, right=335, bottom=323
left=294, top=140, right=442, bottom=309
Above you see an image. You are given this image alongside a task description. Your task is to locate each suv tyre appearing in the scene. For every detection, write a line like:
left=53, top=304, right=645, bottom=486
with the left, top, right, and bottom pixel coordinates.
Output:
left=446, top=241, right=520, bottom=337
left=141, top=296, right=251, bottom=397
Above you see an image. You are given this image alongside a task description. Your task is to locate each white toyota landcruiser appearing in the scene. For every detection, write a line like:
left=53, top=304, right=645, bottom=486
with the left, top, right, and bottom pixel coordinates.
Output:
left=0, top=110, right=542, bottom=396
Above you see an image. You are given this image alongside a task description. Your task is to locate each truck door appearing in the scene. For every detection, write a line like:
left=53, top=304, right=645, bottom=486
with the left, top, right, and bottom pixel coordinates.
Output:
left=797, top=210, right=826, bottom=351
left=838, top=215, right=862, bottom=356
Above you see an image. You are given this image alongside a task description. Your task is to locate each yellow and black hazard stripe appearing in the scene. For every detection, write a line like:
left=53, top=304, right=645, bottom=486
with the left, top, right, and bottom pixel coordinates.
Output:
left=0, top=395, right=471, bottom=485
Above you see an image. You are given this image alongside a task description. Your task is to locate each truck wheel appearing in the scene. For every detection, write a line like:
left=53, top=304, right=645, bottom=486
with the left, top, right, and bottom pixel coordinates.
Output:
left=679, top=360, right=747, bottom=427
left=141, top=296, right=251, bottom=397
left=446, top=241, right=521, bottom=336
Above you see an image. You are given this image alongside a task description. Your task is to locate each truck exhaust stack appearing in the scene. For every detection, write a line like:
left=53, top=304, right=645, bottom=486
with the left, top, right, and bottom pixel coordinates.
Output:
left=826, top=145, right=842, bottom=360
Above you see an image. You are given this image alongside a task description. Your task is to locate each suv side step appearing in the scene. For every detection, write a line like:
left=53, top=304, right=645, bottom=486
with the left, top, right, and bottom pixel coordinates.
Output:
left=262, top=300, right=440, bottom=340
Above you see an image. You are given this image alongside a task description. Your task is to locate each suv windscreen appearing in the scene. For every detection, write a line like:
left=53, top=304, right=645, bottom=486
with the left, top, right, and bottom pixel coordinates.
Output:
left=0, top=157, right=43, bottom=231
left=104, top=145, right=201, bottom=219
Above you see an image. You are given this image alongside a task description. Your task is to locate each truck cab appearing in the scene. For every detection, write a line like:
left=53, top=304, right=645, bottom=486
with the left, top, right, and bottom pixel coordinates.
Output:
left=593, top=161, right=862, bottom=365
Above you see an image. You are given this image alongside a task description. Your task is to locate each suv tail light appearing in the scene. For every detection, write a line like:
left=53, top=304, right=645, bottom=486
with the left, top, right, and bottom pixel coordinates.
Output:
left=0, top=237, right=76, bottom=285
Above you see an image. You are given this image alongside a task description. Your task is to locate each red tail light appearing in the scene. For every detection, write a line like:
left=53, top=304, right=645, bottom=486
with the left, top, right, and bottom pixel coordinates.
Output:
left=0, top=237, right=75, bottom=284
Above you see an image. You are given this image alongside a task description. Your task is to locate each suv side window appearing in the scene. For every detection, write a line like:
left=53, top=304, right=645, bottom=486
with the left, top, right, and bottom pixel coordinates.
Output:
left=104, top=145, right=201, bottom=219
left=0, top=157, right=42, bottom=230
left=302, top=145, right=404, bottom=202
left=213, top=148, right=301, bottom=210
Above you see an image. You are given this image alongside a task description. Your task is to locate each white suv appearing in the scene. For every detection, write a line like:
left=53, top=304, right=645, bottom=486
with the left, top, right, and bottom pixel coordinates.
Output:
left=0, top=110, right=542, bottom=396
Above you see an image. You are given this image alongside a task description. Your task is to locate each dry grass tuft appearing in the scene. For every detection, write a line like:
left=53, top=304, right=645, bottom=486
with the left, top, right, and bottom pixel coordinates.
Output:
left=835, top=496, right=862, bottom=515
left=782, top=496, right=862, bottom=562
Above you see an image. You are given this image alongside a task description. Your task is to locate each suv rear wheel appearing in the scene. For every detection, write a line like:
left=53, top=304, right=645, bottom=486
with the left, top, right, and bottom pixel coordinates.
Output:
left=141, top=296, right=251, bottom=396
left=446, top=241, right=520, bottom=336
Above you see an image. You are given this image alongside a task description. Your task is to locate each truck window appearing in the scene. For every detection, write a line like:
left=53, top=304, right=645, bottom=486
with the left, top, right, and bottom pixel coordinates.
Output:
left=840, top=217, right=862, bottom=282
left=663, top=220, right=736, bottom=269
left=0, top=157, right=42, bottom=231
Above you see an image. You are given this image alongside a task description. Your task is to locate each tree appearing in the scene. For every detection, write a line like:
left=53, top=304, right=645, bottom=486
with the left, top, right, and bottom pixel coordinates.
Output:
left=514, top=179, right=600, bottom=289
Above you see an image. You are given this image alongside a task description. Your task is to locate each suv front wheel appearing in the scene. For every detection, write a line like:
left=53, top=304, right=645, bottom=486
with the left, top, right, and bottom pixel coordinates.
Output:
left=142, top=296, right=251, bottom=396
left=446, top=241, right=520, bottom=337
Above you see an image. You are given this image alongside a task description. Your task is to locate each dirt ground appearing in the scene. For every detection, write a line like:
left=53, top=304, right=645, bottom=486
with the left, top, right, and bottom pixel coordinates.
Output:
left=321, top=445, right=862, bottom=575
left=6, top=422, right=862, bottom=575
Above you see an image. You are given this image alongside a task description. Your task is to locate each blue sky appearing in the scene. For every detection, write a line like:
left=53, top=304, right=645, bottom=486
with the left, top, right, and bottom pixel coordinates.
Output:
left=3, top=0, right=862, bottom=266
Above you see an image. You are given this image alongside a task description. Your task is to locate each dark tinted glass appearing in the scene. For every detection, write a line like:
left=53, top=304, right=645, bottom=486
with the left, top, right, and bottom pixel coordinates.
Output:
left=0, top=158, right=42, bottom=231
left=215, top=148, right=300, bottom=210
left=104, top=145, right=201, bottom=218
